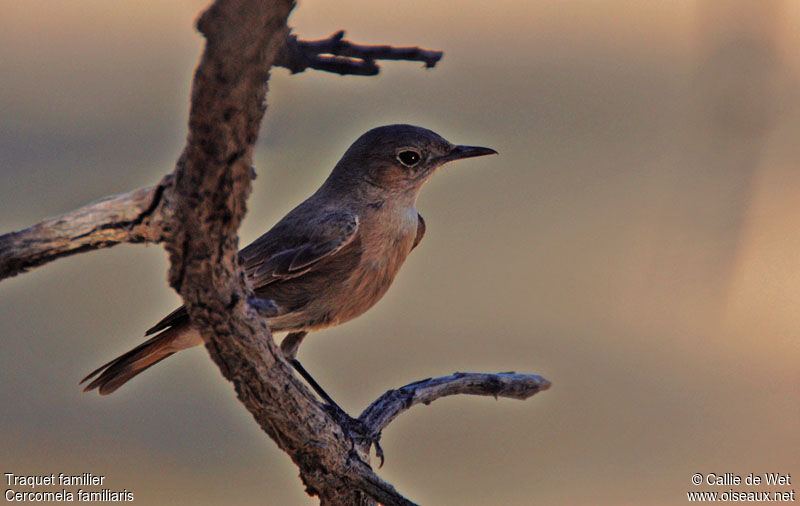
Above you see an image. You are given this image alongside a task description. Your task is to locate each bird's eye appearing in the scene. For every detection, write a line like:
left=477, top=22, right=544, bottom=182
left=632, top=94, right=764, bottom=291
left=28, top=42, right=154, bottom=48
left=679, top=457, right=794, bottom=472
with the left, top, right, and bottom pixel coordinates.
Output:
left=397, top=150, right=421, bottom=167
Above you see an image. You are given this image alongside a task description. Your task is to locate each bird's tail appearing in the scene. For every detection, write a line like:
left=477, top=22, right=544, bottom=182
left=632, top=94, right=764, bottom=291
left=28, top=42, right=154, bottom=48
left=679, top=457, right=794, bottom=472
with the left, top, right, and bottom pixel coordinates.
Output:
left=81, top=325, right=201, bottom=395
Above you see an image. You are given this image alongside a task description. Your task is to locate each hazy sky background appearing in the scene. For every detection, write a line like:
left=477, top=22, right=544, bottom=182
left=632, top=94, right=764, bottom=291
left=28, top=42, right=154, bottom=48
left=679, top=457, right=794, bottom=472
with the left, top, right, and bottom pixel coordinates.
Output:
left=1, top=1, right=798, bottom=504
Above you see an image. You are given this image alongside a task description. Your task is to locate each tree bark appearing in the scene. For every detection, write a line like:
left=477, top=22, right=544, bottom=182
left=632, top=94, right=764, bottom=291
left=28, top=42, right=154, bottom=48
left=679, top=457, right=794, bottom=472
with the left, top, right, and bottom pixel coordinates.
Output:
left=0, top=178, right=171, bottom=279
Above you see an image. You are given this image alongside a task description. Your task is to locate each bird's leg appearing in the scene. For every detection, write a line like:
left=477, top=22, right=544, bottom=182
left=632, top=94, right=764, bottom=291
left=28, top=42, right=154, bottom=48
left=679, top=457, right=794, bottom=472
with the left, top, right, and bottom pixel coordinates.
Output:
left=290, top=356, right=383, bottom=464
left=281, top=331, right=343, bottom=410
left=279, top=330, right=306, bottom=360
left=288, top=358, right=342, bottom=409
left=281, top=331, right=384, bottom=464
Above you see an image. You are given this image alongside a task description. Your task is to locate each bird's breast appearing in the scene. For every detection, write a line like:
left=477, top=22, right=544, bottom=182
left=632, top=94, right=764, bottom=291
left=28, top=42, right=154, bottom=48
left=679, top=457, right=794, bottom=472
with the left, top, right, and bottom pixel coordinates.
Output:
left=267, top=207, right=420, bottom=333
left=329, top=208, right=418, bottom=324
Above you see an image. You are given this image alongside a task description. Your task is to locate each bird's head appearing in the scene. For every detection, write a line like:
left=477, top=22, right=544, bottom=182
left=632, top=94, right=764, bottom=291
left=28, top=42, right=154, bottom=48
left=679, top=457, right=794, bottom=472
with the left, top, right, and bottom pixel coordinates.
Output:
left=326, top=124, right=497, bottom=200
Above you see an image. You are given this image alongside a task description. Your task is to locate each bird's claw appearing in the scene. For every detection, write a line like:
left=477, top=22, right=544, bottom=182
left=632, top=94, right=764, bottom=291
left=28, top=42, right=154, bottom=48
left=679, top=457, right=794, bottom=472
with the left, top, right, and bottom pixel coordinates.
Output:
left=323, top=403, right=385, bottom=468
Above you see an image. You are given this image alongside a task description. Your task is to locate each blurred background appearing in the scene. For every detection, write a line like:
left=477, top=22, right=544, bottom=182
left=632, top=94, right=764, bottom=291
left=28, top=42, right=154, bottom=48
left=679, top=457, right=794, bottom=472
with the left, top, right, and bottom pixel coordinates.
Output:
left=1, top=0, right=798, bottom=504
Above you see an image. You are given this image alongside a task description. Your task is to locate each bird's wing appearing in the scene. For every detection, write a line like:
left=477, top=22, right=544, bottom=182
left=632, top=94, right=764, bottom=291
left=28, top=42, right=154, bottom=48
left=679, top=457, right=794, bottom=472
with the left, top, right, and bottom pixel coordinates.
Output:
left=242, top=210, right=359, bottom=288
left=412, top=213, right=426, bottom=250
left=145, top=210, right=359, bottom=336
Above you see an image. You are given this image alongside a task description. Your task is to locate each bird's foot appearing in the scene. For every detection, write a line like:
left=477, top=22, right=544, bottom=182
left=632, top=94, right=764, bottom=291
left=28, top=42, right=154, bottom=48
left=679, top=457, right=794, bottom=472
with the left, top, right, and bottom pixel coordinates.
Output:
left=322, top=403, right=385, bottom=468
left=288, top=358, right=385, bottom=466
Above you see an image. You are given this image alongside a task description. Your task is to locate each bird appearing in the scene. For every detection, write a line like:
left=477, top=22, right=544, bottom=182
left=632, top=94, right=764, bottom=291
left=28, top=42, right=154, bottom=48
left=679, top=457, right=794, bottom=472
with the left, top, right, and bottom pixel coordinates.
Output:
left=81, top=124, right=497, bottom=396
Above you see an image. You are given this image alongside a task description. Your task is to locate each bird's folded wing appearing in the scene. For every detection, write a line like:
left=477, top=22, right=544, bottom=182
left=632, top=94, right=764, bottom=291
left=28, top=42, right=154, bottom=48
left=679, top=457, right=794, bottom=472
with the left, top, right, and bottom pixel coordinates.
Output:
left=412, top=213, right=426, bottom=250
left=145, top=210, right=359, bottom=336
left=244, top=210, right=359, bottom=287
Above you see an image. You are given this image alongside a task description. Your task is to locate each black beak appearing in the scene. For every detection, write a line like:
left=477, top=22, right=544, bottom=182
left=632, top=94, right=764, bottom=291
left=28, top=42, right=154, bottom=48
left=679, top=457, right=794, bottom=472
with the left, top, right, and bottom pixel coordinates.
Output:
left=440, top=145, right=498, bottom=163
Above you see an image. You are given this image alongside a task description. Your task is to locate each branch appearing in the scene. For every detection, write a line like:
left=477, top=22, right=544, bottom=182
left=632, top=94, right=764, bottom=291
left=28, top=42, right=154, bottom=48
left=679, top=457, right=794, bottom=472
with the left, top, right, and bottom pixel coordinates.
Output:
left=277, top=31, right=443, bottom=76
left=0, top=177, right=171, bottom=281
left=160, top=2, right=414, bottom=505
left=360, top=373, right=551, bottom=455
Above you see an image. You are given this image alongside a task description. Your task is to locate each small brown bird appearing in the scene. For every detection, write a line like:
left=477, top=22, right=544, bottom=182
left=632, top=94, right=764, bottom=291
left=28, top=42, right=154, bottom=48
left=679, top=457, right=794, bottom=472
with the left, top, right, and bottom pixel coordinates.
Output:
left=81, top=124, right=496, bottom=395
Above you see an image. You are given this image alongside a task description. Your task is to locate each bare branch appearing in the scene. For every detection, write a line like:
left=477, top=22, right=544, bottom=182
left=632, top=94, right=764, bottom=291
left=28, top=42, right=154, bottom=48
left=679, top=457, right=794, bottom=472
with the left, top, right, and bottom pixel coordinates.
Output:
left=0, top=177, right=171, bottom=281
left=277, top=31, right=443, bottom=76
left=360, top=372, right=551, bottom=436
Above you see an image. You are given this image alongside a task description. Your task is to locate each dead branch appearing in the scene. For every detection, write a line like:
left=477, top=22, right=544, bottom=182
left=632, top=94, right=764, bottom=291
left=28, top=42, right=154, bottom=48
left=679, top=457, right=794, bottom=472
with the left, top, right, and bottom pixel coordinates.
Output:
left=0, top=177, right=172, bottom=280
left=360, top=372, right=551, bottom=438
left=277, top=30, right=443, bottom=76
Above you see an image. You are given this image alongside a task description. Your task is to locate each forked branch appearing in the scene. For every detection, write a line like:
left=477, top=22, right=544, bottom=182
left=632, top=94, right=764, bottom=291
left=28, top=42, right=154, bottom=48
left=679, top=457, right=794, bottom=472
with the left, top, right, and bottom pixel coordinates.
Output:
left=277, top=30, right=443, bottom=76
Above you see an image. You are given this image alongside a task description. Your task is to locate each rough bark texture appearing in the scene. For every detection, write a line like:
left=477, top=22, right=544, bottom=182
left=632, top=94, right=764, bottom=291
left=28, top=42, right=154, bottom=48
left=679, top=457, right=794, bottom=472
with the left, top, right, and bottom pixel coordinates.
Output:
left=0, top=1, right=550, bottom=504
left=0, top=177, right=172, bottom=279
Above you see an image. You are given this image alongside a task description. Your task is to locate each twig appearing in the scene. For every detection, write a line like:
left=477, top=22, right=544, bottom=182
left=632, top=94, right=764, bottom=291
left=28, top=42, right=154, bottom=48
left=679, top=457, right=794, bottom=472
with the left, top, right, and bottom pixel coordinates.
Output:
left=360, top=372, right=551, bottom=437
left=277, top=31, right=443, bottom=76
